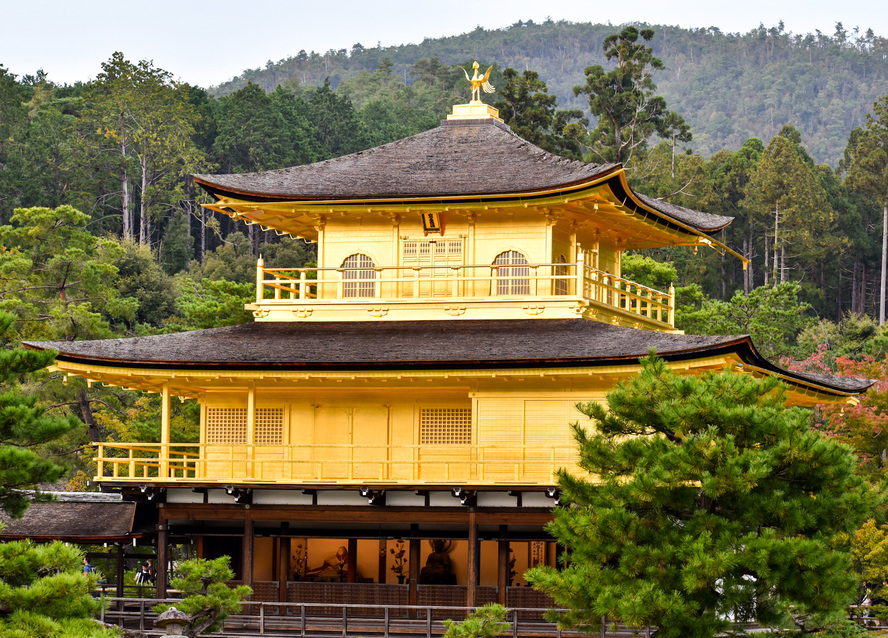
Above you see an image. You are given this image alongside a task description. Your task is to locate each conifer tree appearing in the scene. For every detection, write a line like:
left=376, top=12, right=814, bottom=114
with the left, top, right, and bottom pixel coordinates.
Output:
left=0, top=311, right=80, bottom=518
left=841, top=96, right=888, bottom=325
left=0, top=539, right=114, bottom=637
left=527, top=354, right=876, bottom=637
left=573, top=27, right=689, bottom=167
left=154, top=556, right=251, bottom=637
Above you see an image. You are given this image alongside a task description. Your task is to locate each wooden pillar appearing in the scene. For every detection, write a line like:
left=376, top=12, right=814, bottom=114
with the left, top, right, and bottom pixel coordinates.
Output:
left=378, top=538, right=387, bottom=584
left=467, top=512, right=479, bottom=609
left=243, top=513, right=254, bottom=588
left=497, top=527, right=509, bottom=606
left=408, top=537, right=421, bottom=606
left=279, top=535, right=291, bottom=603
left=156, top=508, right=168, bottom=598
left=347, top=538, right=357, bottom=583
left=160, top=382, right=170, bottom=478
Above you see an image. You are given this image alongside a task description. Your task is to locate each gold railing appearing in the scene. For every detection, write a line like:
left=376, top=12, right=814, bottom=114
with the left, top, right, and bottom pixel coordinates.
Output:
left=93, top=442, right=578, bottom=485
left=256, top=260, right=674, bottom=327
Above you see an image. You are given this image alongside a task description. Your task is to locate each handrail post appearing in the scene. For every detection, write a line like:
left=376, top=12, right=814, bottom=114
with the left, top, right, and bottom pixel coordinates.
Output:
left=575, top=245, right=584, bottom=299
left=668, top=283, right=676, bottom=327
left=256, top=257, right=265, bottom=303
left=300, top=271, right=306, bottom=300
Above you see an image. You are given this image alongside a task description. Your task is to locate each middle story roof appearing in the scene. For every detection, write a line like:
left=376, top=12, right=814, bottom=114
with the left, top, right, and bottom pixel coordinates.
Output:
left=26, top=319, right=871, bottom=404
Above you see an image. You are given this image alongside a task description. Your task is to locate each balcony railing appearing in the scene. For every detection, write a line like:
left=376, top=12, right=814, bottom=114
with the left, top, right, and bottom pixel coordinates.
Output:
left=255, top=259, right=675, bottom=327
left=92, top=442, right=579, bottom=485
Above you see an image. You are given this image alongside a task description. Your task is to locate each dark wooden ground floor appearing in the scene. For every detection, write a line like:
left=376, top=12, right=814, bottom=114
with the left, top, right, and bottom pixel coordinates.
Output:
left=153, top=500, right=558, bottom=609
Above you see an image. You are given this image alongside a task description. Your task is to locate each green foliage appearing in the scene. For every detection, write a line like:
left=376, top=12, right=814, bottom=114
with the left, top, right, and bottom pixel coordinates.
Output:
left=161, top=210, right=195, bottom=275
left=0, top=205, right=138, bottom=342
left=155, top=556, right=251, bottom=637
left=0, top=538, right=114, bottom=637
left=0, top=311, right=80, bottom=518
left=573, top=26, right=685, bottom=166
left=677, top=282, right=813, bottom=359
left=111, top=239, right=178, bottom=328
left=493, top=68, right=585, bottom=159
left=172, top=277, right=253, bottom=330
left=526, top=354, right=877, bottom=637
left=217, top=21, right=888, bottom=167
left=442, top=604, right=510, bottom=638
left=620, top=253, right=677, bottom=290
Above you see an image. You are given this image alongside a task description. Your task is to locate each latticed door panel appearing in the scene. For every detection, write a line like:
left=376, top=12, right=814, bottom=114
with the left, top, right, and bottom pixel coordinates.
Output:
left=401, top=239, right=464, bottom=298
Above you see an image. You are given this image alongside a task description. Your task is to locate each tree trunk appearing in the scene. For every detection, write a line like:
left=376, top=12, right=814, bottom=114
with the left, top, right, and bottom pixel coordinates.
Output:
left=882, top=198, right=887, bottom=325
left=200, top=207, right=207, bottom=265
left=139, top=158, right=149, bottom=245
left=80, top=388, right=101, bottom=443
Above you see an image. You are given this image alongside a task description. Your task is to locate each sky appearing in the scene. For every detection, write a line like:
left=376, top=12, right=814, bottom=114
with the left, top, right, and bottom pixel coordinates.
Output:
left=1, top=0, right=886, bottom=89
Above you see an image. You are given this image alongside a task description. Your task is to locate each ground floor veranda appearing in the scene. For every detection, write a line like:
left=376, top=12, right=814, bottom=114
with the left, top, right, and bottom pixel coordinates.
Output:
left=120, top=485, right=561, bottom=611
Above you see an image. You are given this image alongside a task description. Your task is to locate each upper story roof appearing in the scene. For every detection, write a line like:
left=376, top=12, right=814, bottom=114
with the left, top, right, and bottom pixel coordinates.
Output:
left=193, top=117, right=733, bottom=235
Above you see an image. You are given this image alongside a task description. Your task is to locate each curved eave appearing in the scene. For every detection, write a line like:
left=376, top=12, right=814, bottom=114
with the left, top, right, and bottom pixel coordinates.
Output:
left=27, top=335, right=868, bottom=402
left=191, top=164, right=625, bottom=207
left=198, top=168, right=743, bottom=263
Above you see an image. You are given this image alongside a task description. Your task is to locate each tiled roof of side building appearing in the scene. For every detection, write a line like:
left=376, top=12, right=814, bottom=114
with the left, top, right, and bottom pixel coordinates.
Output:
left=26, top=319, right=872, bottom=395
left=0, top=499, right=138, bottom=541
left=193, top=119, right=732, bottom=233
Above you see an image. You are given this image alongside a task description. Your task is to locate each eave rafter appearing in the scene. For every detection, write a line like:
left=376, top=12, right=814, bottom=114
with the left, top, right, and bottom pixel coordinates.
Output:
left=203, top=169, right=744, bottom=266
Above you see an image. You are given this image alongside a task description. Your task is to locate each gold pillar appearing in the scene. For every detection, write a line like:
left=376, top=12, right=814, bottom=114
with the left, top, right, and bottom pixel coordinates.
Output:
left=247, top=382, right=255, bottom=477
left=160, top=382, right=170, bottom=478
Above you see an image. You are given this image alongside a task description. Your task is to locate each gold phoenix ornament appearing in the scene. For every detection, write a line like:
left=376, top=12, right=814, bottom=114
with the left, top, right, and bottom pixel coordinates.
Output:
left=462, top=61, right=495, bottom=103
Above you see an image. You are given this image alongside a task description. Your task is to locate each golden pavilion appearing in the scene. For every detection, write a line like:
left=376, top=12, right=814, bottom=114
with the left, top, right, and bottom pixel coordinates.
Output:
left=26, top=100, right=870, bottom=609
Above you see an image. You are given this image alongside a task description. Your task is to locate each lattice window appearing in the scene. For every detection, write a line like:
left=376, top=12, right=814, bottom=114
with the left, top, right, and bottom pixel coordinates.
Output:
left=421, top=408, right=472, bottom=445
left=493, top=250, right=530, bottom=295
left=206, top=407, right=247, bottom=444
left=341, top=253, right=376, bottom=298
left=255, top=408, right=284, bottom=445
left=554, top=254, right=569, bottom=295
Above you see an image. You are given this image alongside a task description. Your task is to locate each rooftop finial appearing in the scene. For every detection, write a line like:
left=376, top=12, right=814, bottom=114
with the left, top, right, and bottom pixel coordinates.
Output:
left=461, top=61, right=495, bottom=103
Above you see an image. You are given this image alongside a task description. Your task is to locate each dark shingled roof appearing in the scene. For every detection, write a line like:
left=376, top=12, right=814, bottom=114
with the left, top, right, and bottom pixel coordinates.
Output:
left=635, top=193, right=733, bottom=234
left=27, top=319, right=871, bottom=395
left=0, top=497, right=138, bottom=541
left=193, top=118, right=731, bottom=234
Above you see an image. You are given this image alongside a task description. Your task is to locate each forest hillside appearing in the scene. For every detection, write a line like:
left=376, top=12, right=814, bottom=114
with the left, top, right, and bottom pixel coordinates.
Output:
left=214, top=20, right=888, bottom=166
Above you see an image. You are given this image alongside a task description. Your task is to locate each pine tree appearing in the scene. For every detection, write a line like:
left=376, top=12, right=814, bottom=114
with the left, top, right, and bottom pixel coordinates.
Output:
left=0, top=539, right=115, bottom=637
left=154, top=556, right=251, bottom=637
left=527, top=354, right=876, bottom=637
left=0, top=311, right=80, bottom=518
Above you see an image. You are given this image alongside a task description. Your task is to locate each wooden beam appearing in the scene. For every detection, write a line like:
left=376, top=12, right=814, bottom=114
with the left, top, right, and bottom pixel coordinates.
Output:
left=156, top=508, right=168, bottom=598
left=243, top=512, right=254, bottom=588
left=347, top=538, right=357, bottom=583
left=378, top=538, right=387, bottom=584
left=497, top=528, right=509, bottom=605
left=279, top=533, right=290, bottom=603
left=408, top=537, right=421, bottom=607
left=466, top=511, right=478, bottom=609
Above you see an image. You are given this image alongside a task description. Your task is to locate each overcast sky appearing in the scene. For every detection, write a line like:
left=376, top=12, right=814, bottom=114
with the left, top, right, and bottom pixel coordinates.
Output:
left=1, top=0, right=885, bottom=88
